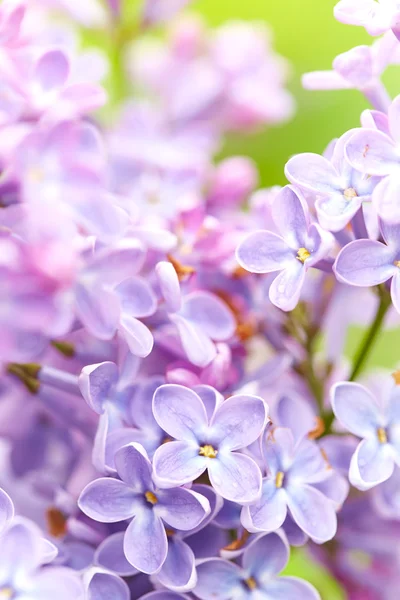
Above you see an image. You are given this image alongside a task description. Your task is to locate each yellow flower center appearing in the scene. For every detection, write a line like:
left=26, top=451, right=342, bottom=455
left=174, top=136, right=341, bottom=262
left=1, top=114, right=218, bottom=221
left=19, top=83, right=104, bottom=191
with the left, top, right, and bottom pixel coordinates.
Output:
left=0, top=589, right=13, bottom=600
left=392, top=370, right=400, bottom=385
left=296, top=248, right=310, bottom=263
left=199, top=444, right=218, bottom=459
left=343, top=187, right=358, bottom=200
left=275, top=471, right=285, bottom=488
left=145, top=491, right=158, bottom=505
left=377, top=427, right=387, bottom=444
left=394, top=260, right=400, bottom=268
left=245, top=577, right=257, bottom=590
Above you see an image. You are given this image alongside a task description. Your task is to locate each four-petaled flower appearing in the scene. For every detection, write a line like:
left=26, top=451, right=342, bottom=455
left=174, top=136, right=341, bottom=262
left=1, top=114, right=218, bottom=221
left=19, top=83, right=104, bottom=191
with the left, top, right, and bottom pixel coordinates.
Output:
left=152, top=384, right=268, bottom=503
left=331, top=380, right=400, bottom=490
left=236, top=185, right=333, bottom=311
left=241, top=428, right=338, bottom=543
left=78, top=442, right=210, bottom=574
left=194, top=530, right=321, bottom=600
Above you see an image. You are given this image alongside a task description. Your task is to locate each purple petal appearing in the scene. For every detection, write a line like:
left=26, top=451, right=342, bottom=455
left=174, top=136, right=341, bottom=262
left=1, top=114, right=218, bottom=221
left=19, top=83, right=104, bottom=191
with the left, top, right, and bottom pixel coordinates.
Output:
left=286, top=483, right=337, bottom=543
left=78, top=477, right=138, bottom=523
left=391, top=270, right=400, bottom=313
left=208, top=451, right=262, bottom=504
left=58, top=82, right=107, bottom=114
left=119, top=314, right=154, bottom=357
left=334, top=239, right=396, bottom=286
left=34, top=50, right=70, bottom=93
left=114, top=443, right=153, bottom=492
left=285, top=154, right=341, bottom=195
left=195, top=385, right=224, bottom=422
left=374, top=176, right=400, bottom=223
left=389, top=94, right=400, bottom=142
left=331, top=382, right=381, bottom=437
left=242, top=531, right=289, bottom=578
left=188, top=483, right=224, bottom=534
left=156, top=261, right=182, bottom=313
left=124, top=510, right=167, bottom=574
left=276, top=395, right=316, bottom=443
left=314, top=471, right=349, bottom=508
left=157, top=487, right=210, bottom=531
left=361, top=109, right=390, bottom=135
left=194, top=558, right=241, bottom=600
left=75, top=283, right=120, bottom=339
left=350, top=437, right=395, bottom=490
left=315, top=193, right=363, bottom=232
left=129, top=377, right=164, bottom=431
left=0, top=488, right=14, bottom=534
left=180, top=292, right=236, bottom=341
left=153, top=384, right=208, bottom=442
left=302, top=70, right=349, bottom=90
left=153, top=441, right=206, bottom=488
left=40, top=539, right=58, bottom=564
left=31, top=568, right=84, bottom=600
left=0, top=517, right=42, bottom=578
left=269, top=261, right=306, bottom=312
left=264, top=576, right=320, bottom=600
left=241, top=478, right=287, bottom=532
left=95, top=532, right=138, bottom=576
left=87, top=240, right=145, bottom=285
left=271, top=186, right=310, bottom=248
left=157, top=538, right=196, bottom=592
left=262, top=428, right=295, bottom=476
left=290, top=439, right=330, bottom=484
left=88, top=572, right=130, bottom=600
left=210, top=394, right=267, bottom=451
left=79, top=361, right=119, bottom=414
left=345, top=129, right=399, bottom=176
left=171, top=314, right=217, bottom=367
left=116, top=276, right=157, bottom=318
left=236, top=230, right=293, bottom=273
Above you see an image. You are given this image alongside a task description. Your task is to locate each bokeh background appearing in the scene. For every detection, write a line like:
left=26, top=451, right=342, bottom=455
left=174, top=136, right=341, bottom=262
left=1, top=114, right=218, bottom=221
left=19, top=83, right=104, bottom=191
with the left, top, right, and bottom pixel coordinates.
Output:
left=87, top=1, right=400, bottom=597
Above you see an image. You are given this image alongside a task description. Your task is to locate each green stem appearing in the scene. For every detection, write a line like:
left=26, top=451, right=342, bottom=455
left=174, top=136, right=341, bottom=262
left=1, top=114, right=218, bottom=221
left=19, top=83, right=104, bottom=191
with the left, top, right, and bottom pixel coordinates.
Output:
left=322, top=286, right=391, bottom=434
left=349, top=285, right=391, bottom=381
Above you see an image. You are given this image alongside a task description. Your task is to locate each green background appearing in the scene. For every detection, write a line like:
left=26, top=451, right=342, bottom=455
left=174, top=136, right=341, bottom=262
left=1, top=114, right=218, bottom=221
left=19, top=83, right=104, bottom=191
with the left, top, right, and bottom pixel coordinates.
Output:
left=95, top=1, right=400, bottom=597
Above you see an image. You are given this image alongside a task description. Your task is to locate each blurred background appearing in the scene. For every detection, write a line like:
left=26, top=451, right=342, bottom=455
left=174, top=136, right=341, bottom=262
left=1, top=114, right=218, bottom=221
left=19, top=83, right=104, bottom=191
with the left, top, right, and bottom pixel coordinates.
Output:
left=197, top=0, right=371, bottom=185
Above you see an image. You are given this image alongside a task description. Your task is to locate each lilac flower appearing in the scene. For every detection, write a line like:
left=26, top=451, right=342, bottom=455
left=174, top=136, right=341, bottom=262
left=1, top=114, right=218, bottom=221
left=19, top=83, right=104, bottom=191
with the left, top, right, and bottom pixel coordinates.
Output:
left=96, top=483, right=221, bottom=592
left=152, top=384, right=267, bottom=503
left=302, top=35, right=395, bottom=111
left=241, top=428, right=338, bottom=543
left=194, top=531, right=320, bottom=600
left=334, top=0, right=400, bottom=39
left=331, top=380, right=400, bottom=490
left=0, top=517, right=83, bottom=599
left=334, top=218, right=400, bottom=312
left=156, top=261, right=236, bottom=367
left=346, top=95, right=400, bottom=177
left=3, top=48, right=107, bottom=123
left=345, top=95, right=400, bottom=221
left=236, top=186, right=333, bottom=311
left=87, top=571, right=129, bottom=600
left=285, top=130, right=381, bottom=232
left=76, top=240, right=157, bottom=356
left=79, top=356, right=139, bottom=471
left=78, top=443, right=210, bottom=573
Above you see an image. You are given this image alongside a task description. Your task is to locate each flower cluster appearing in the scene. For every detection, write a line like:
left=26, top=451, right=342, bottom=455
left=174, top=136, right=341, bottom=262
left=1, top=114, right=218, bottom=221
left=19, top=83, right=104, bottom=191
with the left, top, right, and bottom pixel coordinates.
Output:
left=0, top=0, right=400, bottom=599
